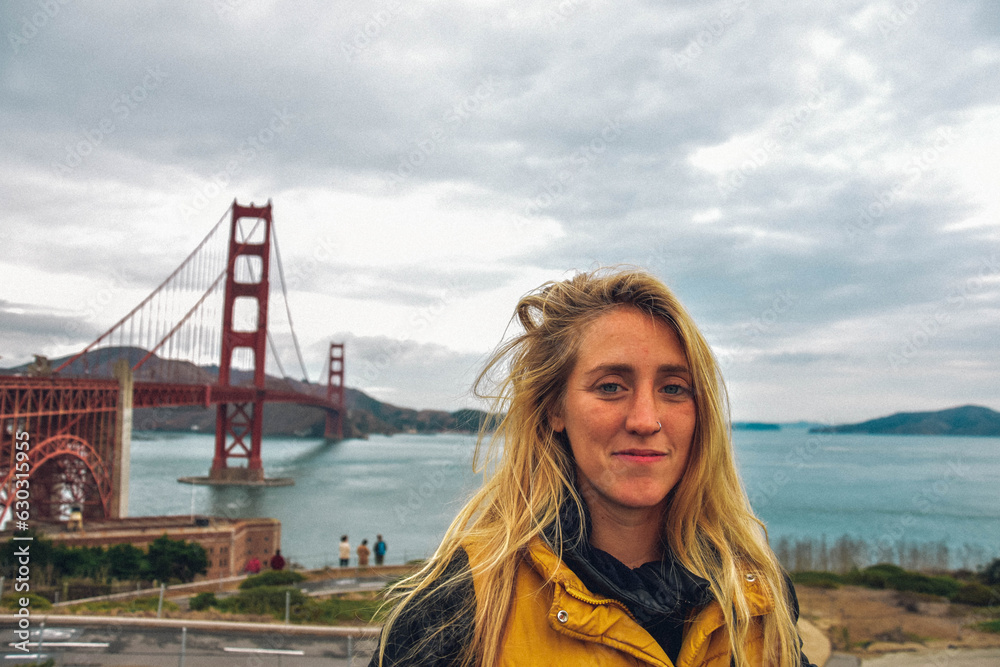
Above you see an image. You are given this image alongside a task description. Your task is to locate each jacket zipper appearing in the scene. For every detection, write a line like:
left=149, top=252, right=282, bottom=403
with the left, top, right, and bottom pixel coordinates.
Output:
left=561, top=585, right=639, bottom=622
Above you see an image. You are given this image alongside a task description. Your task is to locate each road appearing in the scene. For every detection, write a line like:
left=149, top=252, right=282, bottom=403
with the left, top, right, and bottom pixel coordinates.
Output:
left=861, top=648, right=1000, bottom=666
left=298, top=574, right=391, bottom=597
left=1, top=571, right=400, bottom=666
left=2, top=621, right=379, bottom=666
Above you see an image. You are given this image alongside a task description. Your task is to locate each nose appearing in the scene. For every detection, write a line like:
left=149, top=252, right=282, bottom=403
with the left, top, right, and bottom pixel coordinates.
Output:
left=625, top=386, right=660, bottom=436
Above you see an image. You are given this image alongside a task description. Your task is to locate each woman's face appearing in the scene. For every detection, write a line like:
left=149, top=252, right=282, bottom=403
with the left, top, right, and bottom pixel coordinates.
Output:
left=550, top=306, right=696, bottom=516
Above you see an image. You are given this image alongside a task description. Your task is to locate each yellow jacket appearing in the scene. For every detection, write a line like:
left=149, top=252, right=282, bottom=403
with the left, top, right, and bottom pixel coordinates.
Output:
left=471, top=537, right=773, bottom=666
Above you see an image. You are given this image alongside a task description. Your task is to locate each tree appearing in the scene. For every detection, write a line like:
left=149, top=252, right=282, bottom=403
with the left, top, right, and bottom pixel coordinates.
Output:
left=145, top=535, right=207, bottom=583
left=106, top=543, right=146, bottom=581
left=52, top=544, right=105, bottom=580
left=1, top=532, right=56, bottom=585
left=982, top=558, right=1000, bottom=586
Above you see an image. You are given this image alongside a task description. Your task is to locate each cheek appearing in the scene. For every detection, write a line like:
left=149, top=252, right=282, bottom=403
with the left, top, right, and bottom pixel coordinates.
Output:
left=566, top=434, right=591, bottom=467
left=565, top=426, right=605, bottom=474
left=676, top=439, right=696, bottom=480
left=565, top=415, right=612, bottom=460
left=672, top=406, right=698, bottom=440
left=569, top=399, right=618, bottom=432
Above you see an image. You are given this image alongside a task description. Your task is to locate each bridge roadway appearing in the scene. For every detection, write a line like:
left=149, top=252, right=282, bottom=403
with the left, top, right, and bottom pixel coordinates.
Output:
left=136, top=379, right=338, bottom=412
left=0, top=375, right=340, bottom=413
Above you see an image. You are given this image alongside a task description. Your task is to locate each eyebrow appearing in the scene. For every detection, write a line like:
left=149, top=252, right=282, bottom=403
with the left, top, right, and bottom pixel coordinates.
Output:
left=583, top=363, right=691, bottom=377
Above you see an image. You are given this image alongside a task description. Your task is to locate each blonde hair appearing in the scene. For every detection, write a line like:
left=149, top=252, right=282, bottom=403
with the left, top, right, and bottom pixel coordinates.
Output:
left=375, top=267, right=800, bottom=667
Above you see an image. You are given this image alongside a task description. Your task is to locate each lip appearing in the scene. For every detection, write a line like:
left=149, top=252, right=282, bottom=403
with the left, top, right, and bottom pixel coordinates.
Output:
left=613, top=449, right=667, bottom=462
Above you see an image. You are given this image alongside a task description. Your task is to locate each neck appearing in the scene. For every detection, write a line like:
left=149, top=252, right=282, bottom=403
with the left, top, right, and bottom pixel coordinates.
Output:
left=582, top=496, right=666, bottom=569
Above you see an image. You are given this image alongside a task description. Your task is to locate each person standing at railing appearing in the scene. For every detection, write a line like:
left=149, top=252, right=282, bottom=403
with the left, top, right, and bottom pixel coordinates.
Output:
left=243, top=556, right=261, bottom=574
left=358, top=539, right=371, bottom=567
left=339, top=535, right=351, bottom=567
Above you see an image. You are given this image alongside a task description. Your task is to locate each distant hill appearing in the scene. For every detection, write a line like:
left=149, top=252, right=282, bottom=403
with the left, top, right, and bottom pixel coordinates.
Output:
left=733, top=422, right=780, bottom=431
left=778, top=421, right=828, bottom=430
left=809, top=405, right=1000, bottom=436
left=1, top=348, right=494, bottom=439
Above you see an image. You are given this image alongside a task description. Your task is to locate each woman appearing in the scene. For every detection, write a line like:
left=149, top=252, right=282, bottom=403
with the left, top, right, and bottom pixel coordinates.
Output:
left=372, top=268, right=814, bottom=666
left=359, top=539, right=372, bottom=567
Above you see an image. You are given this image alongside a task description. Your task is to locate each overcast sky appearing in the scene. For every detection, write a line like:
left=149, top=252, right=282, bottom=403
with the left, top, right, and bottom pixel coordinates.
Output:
left=2, top=0, right=998, bottom=423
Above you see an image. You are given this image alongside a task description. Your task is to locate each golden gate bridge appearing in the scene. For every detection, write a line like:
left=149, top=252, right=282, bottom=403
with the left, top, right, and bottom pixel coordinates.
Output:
left=0, top=200, right=345, bottom=526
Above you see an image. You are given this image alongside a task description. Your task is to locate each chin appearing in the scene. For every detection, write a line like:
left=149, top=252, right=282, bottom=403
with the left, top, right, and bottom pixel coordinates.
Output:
left=613, top=489, right=671, bottom=511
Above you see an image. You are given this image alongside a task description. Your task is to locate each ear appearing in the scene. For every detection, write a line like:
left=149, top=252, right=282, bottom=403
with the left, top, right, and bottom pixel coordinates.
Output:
left=548, top=407, right=565, bottom=433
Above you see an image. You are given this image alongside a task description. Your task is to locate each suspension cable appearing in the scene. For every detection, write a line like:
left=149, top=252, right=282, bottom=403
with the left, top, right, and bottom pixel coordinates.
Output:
left=271, top=221, right=311, bottom=383
left=133, top=271, right=227, bottom=371
left=266, top=331, right=288, bottom=381
left=54, top=204, right=233, bottom=374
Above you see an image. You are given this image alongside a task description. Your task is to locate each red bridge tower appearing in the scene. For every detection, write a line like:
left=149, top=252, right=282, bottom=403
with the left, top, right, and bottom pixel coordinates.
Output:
left=325, top=342, right=345, bottom=440
left=211, top=201, right=272, bottom=483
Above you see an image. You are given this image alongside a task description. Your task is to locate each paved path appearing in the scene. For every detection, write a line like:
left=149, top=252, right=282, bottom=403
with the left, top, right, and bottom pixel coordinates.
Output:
left=861, top=648, right=1000, bottom=666
left=798, top=618, right=831, bottom=666
left=2, top=616, right=378, bottom=666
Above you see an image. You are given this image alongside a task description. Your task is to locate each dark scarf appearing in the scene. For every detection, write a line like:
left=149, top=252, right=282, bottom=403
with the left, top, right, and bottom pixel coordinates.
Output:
left=544, top=500, right=713, bottom=661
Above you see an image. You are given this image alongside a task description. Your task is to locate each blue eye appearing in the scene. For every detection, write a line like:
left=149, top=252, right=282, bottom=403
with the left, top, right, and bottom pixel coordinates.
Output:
left=598, top=382, right=622, bottom=394
left=662, top=384, right=691, bottom=397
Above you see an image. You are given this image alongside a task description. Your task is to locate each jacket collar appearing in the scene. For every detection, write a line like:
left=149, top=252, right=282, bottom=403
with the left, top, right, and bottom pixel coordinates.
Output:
left=540, top=500, right=714, bottom=625
left=526, top=536, right=775, bottom=656
left=533, top=498, right=775, bottom=622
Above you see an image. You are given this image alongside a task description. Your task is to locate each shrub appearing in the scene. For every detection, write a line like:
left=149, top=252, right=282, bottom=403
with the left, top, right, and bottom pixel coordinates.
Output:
left=189, top=592, right=217, bottom=611
left=951, top=582, right=1000, bottom=607
left=845, top=563, right=906, bottom=588
left=217, top=586, right=308, bottom=617
left=982, top=558, right=1000, bottom=586
left=240, top=570, right=305, bottom=590
left=1, top=592, right=52, bottom=611
left=792, top=571, right=843, bottom=589
left=979, top=619, right=1000, bottom=634
left=890, top=572, right=961, bottom=598
left=844, top=564, right=961, bottom=598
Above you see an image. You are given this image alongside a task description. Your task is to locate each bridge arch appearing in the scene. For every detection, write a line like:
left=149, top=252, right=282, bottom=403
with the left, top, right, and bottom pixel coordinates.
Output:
left=1, top=434, right=113, bottom=525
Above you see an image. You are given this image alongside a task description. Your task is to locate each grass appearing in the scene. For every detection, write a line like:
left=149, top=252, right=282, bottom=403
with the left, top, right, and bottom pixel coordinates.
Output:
left=64, top=595, right=179, bottom=614
left=299, top=595, right=382, bottom=624
left=213, top=586, right=382, bottom=624
left=4, top=583, right=381, bottom=625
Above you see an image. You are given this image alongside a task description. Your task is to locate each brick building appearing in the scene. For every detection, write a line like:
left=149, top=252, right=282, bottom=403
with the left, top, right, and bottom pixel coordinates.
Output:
left=36, top=515, right=281, bottom=580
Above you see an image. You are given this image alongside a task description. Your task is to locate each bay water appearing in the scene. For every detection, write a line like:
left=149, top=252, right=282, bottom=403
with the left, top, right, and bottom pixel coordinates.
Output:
left=128, top=429, right=1000, bottom=570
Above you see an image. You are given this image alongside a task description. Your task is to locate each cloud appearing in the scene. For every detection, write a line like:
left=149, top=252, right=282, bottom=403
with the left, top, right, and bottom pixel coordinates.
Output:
left=322, top=332, right=489, bottom=411
left=0, top=299, right=101, bottom=364
left=1, top=0, right=998, bottom=421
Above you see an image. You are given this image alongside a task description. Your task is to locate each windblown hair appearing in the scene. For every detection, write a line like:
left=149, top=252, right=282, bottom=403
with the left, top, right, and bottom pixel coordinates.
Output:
left=375, top=267, right=801, bottom=667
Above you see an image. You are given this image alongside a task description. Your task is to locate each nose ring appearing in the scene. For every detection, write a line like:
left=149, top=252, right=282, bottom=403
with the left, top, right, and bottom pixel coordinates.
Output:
left=654, top=421, right=661, bottom=433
